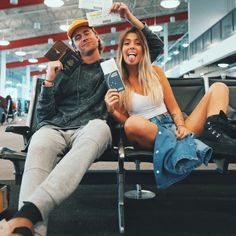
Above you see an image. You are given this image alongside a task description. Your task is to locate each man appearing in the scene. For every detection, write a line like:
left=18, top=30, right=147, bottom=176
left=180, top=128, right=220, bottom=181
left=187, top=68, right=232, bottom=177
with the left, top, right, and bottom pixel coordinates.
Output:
left=0, top=2, right=163, bottom=236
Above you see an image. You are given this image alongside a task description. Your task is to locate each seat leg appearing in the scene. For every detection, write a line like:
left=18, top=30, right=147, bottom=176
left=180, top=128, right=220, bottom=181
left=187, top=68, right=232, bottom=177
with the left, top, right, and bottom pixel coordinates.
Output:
left=118, top=158, right=125, bottom=234
left=124, top=160, right=156, bottom=200
left=214, top=158, right=229, bottom=174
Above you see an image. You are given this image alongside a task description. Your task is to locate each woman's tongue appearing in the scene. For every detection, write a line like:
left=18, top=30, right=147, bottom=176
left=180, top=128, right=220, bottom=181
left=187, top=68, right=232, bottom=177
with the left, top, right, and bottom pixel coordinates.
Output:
left=128, top=54, right=136, bottom=62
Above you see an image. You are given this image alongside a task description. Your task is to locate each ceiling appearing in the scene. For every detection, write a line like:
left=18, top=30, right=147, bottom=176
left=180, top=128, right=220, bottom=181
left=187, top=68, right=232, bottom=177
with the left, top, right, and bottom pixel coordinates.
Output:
left=0, top=0, right=188, bottom=76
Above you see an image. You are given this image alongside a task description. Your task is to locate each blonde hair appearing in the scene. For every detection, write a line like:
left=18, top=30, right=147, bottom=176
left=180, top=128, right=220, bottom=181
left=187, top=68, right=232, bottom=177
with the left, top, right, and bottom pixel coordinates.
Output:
left=116, top=27, right=163, bottom=112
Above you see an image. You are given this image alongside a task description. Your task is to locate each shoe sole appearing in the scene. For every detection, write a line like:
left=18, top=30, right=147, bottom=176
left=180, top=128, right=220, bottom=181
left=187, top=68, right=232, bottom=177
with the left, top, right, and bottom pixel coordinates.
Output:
left=200, top=139, right=236, bottom=157
left=0, top=219, right=11, bottom=235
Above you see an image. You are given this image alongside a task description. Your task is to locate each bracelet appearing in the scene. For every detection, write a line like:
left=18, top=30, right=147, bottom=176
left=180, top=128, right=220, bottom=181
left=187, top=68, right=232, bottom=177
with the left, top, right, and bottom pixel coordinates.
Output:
left=44, top=80, right=54, bottom=86
left=45, top=80, right=54, bottom=84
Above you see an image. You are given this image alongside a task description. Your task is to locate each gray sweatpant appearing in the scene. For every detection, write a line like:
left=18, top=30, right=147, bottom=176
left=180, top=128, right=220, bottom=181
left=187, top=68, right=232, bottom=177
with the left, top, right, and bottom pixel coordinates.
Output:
left=18, top=119, right=112, bottom=236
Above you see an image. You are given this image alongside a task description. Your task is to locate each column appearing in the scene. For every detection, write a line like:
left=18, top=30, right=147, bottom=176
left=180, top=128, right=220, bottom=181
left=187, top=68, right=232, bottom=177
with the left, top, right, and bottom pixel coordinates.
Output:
left=0, top=51, right=7, bottom=96
left=163, top=23, right=168, bottom=70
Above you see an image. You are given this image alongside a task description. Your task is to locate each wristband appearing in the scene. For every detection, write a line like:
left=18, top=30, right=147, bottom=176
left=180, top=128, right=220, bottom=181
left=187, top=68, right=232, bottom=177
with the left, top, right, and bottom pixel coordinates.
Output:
left=43, top=80, right=54, bottom=86
left=45, top=80, right=54, bottom=84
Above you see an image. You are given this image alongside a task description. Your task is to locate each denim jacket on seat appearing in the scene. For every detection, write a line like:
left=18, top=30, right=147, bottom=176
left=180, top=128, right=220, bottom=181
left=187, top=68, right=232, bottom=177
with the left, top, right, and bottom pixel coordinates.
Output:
left=151, top=114, right=212, bottom=189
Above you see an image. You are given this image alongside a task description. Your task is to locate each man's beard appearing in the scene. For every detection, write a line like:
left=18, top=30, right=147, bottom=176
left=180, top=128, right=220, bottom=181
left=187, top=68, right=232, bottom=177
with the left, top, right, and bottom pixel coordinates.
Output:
left=82, top=47, right=97, bottom=57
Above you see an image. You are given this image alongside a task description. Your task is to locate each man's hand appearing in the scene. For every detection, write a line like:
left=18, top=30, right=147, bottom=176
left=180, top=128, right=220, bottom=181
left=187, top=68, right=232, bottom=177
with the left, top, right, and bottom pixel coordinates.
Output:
left=45, top=60, right=63, bottom=82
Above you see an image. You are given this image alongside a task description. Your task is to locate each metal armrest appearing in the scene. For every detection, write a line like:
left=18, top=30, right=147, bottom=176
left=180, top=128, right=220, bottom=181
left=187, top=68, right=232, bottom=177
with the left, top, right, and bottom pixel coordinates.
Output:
left=0, top=146, right=26, bottom=161
left=5, top=125, right=31, bottom=139
left=0, top=147, right=27, bottom=185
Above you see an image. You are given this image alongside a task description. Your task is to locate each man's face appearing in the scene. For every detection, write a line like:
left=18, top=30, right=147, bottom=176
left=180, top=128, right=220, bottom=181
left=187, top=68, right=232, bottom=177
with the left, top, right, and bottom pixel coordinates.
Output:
left=72, top=26, right=99, bottom=57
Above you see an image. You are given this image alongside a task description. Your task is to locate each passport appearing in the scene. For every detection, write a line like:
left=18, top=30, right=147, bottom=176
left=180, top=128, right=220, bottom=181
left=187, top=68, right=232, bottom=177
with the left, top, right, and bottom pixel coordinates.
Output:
left=44, top=40, right=81, bottom=76
left=100, top=58, right=125, bottom=92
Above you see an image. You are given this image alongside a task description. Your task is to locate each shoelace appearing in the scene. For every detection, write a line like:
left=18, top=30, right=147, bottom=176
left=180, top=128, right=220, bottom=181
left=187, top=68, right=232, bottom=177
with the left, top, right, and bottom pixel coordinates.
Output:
left=207, top=122, right=221, bottom=138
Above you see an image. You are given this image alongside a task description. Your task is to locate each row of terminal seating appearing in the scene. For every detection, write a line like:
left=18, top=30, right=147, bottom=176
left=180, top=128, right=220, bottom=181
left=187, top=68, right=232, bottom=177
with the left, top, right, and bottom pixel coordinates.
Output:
left=0, top=76, right=236, bottom=233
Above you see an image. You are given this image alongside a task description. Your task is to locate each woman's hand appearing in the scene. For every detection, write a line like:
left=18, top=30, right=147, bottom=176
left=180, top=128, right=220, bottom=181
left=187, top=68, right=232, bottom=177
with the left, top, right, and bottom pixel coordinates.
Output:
left=175, top=125, right=190, bottom=140
left=109, top=2, right=144, bottom=30
left=109, top=2, right=132, bottom=21
left=104, top=89, right=120, bottom=114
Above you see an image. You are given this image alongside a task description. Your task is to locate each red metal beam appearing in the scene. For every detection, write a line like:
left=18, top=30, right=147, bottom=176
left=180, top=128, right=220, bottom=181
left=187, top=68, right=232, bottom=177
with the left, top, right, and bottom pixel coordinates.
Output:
left=0, top=12, right=187, bottom=51
left=7, top=57, right=48, bottom=69
left=0, top=0, right=44, bottom=10
left=30, top=69, right=47, bottom=77
left=0, top=33, right=68, bottom=51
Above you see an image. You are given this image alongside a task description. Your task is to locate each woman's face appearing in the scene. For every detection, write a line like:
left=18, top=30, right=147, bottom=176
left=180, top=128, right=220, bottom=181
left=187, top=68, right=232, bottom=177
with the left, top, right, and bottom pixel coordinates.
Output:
left=122, top=32, right=143, bottom=66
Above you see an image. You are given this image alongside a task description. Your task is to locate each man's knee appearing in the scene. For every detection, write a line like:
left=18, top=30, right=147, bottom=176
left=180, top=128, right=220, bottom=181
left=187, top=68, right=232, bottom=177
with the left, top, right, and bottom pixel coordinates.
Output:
left=29, top=128, right=58, bottom=152
left=85, top=119, right=112, bottom=143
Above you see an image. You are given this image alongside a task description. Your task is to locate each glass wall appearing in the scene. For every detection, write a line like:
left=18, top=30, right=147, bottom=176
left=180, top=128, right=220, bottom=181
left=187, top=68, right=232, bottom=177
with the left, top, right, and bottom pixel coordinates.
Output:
left=159, top=8, right=236, bottom=71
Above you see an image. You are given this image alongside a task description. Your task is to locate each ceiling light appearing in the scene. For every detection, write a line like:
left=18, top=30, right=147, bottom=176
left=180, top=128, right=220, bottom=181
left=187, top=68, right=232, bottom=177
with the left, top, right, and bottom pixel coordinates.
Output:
left=38, top=64, right=47, bottom=69
left=160, top=0, right=180, bottom=9
left=111, top=27, right=116, bottom=33
left=0, top=39, right=10, bottom=46
left=173, top=50, right=180, bottom=55
left=15, top=50, right=26, bottom=56
left=10, top=0, right=18, bottom=4
left=170, top=16, right=175, bottom=23
left=48, top=38, right=54, bottom=44
left=44, top=0, right=64, bottom=8
left=149, top=25, right=163, bottom=32
left=6, top=81, right=13, bottom=85
left=218, top=63, right=229, bottom=68
left=28, top=58, right=38, bottom=63
left=33, top=22, right=41, bottom=30
left=59, top=24, right=69, bottom=31
left=110, top=40, right=116, bottom=45
left=182, top=42, right=189, bottom=48
left=110, top=49, right=115, bottom=54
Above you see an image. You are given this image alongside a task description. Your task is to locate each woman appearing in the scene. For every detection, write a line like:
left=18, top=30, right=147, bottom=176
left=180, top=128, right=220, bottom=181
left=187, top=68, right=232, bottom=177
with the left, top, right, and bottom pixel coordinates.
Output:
left=105, top=26, right=236, bottom=189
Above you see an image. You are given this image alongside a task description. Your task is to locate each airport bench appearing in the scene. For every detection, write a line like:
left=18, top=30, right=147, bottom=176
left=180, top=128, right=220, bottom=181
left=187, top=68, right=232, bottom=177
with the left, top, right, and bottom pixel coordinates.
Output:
left=1, top=76, right=236, bottom=234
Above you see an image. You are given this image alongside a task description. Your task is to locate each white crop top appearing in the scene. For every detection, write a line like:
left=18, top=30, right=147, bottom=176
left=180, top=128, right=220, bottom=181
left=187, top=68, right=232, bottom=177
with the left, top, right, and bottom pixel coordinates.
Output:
left=128, top=92, right=167, bottom=119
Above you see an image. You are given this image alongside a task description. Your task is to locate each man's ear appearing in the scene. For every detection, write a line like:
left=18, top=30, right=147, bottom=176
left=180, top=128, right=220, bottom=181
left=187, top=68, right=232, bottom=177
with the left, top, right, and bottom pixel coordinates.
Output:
left=71, top=40, right=78, bottom=51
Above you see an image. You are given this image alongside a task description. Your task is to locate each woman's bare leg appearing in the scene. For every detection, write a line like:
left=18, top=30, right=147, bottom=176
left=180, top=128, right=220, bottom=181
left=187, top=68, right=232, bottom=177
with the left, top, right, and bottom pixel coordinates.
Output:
left=124, top=116, right=158, bottom=150
left=185, top=82, right=229, bottom=135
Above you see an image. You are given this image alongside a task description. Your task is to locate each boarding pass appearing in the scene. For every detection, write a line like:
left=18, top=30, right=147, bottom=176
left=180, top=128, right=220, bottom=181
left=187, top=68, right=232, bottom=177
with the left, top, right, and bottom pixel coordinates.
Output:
left=86, top=11, right=121, bottom=27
